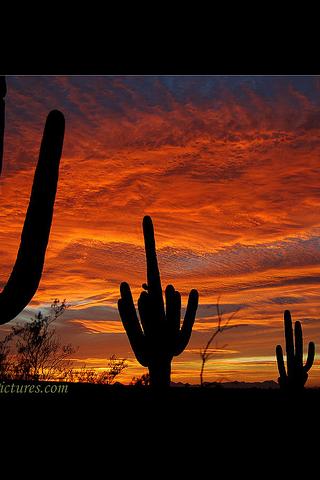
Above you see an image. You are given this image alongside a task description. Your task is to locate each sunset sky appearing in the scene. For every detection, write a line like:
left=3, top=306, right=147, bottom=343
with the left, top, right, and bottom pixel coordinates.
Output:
left=1, top=75, right=320, bottom=385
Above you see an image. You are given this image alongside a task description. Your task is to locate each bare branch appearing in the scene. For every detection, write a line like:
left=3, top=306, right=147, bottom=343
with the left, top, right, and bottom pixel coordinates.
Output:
left=200, top=298, right=241, bottom=386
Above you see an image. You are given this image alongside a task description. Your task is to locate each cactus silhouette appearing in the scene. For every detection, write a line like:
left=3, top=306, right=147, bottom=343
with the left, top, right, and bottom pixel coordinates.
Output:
left=118, top=215, right=199, bottom=389
left=276, top=310, right=315, bottom=391
left=0, top=76, right=65, bottom=324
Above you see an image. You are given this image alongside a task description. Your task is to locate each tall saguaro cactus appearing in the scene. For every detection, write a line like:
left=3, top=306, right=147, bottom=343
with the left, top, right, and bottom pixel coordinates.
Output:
left=0, top=76, right=65, bottom=324
left=118, top=215, right=199, bottom=388
left=276, top=310, right=315, bottom=391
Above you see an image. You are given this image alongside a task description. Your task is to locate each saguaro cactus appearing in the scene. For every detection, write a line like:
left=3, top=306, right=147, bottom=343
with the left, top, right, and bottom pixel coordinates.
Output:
left=118, top=215, right=199, bottom=389
left=276, top=310, right=315, bottom=391
left=0, top=76, right=65, bottom=324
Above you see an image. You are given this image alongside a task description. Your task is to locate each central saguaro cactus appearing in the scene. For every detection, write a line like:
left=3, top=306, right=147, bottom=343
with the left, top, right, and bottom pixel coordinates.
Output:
left=118, top=216, right=199, bottom=388
left=0, top=76, right=65, bottom=324
left=276, top=310, right=315, bottom=391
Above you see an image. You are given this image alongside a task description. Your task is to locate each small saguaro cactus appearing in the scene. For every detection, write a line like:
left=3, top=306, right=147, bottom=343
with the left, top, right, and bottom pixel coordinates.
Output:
left=276, top=310, right=315, bottom=391
left=118, top=215, right=199, bottom=389
left=0, top=76, right=65, bottom=324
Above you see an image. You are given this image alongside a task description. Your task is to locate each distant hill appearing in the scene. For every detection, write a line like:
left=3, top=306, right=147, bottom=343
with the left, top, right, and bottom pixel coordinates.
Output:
left=170, top=380, right=279, bottom=389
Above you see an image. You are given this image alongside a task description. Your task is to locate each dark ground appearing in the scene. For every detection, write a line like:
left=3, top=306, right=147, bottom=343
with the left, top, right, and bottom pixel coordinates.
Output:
left=2, top=382, right=318, bottom=471
left=2, top=381, right=319, bottom=429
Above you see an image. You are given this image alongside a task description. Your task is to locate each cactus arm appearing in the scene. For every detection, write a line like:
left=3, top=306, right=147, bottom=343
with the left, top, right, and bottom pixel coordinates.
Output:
left=0, top=110, right=65, bottom=325
left=294, top=321, right=303, bottom=368
left=137, top=290, right=152, bottom=335
left=304, top=341, right=315, bottom=372
left=276, top=344, right=286, bottom=380
left=118, top=281, right=149, bottom=367
left=284, top=310, right=294, bottom=375
left=0, top=76, right=6, bottom=175
left=142, top=215, right=164, bottom=317
left=173, top=289, right=182, bottom=330
left=174, top=288, right=198, bottom=355
left=165, top=284, right=181, bottom=334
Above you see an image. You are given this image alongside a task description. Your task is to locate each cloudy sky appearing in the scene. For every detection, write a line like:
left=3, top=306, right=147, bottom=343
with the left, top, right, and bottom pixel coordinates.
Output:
left=1, top=75, right=320, bottom=385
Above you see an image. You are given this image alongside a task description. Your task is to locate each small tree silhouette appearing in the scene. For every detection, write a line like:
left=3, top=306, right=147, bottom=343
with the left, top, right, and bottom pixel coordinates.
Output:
left=94, top=355, right=128, bottom=384
left=0, top=331, right=15, bottom=379
left=130, top=373, right=151, bottom=387
left=73, top=355, right=128, bottom=384
left=200, top=297, right=240, bottom=386
left=0, top=299, right=75, bottom=381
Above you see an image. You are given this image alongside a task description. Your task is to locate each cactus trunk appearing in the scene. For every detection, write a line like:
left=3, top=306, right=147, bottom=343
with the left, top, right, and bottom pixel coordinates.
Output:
left=148, top=357, right=171, bottom=389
